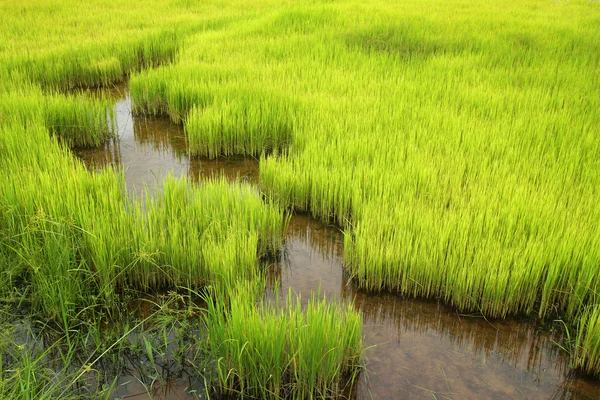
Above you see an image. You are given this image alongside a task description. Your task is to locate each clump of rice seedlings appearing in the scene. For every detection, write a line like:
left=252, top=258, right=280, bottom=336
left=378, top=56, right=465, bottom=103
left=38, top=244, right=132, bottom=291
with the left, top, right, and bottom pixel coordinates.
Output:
left=573, top=306, right=600, bottom=375
left=130, top=64, right=299, bottom=158
left=259, top=152, right=357, bottom=228
left=129, top=66, right=217, bottom=121
left=129, top=60, right=256, bottom=122
left=185, top=93, right=296, bottom=158
left=129, top=68, right=173, bottom=117
left=44, top=93, right=115, bottom=148
left=127, top=176, right=287, bottom=290
left=202, top=281, right=363, bottom=399
left=0, top=116, right=286, bottom=318
left=4, top=29, right=181, bottom=90
left=0, top=120, right=126, bottom=319
left=0, top=88, right=115, bottom=148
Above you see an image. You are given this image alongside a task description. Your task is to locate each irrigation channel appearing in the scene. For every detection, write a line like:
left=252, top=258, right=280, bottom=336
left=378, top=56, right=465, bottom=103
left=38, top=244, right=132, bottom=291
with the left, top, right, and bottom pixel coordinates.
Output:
left=72, top=86, right=600, bottom=400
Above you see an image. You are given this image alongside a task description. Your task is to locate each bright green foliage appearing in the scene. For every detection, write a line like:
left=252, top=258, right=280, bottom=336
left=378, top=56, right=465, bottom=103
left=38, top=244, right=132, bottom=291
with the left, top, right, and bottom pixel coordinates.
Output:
left=1, top=0, right=600, bottom=383
left=0, top=128, right=285, bottom=317
left=203, top=282, right=363, bottom=399
left=185, top=92, right=297, bottom=158
left=126, top=0, right=600, bottom=326
left=129, top=0, right=600, bottom=374
left=4, top=29, right=180, bottom=90
left=0, top=98, right=286, bottom=317
left=0, top=87, right=114, bottom=147
left=575, top=306, right=600, bottom=375
left=131, top=69, right=299, bottom=158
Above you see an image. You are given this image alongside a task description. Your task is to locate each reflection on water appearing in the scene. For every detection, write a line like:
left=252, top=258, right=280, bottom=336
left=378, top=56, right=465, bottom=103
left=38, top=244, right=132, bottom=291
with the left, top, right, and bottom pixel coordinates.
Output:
left=74, top=88, right=257, bottom=198
left=266, top=215, right=346, bottom=302
left=76, top=90, right=600, bottom=400
left=270, top=215, right=600, bottom=400
left=108, top=364, right=204, bottom=400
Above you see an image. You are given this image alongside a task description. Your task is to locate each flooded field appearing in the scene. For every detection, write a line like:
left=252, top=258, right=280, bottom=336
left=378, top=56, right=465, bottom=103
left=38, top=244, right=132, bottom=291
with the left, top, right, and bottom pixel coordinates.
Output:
left=74, top=92, right=600, bottom=399
left=2, top=2, right=599, bottom=398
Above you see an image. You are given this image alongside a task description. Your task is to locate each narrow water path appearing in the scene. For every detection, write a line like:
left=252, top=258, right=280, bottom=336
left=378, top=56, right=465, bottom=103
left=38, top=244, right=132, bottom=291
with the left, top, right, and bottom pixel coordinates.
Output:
left=74, top=84, right=257, bottom=198
left=270, top=220, right=598, bottom=399
left=76, top=88, right=600, bottom=400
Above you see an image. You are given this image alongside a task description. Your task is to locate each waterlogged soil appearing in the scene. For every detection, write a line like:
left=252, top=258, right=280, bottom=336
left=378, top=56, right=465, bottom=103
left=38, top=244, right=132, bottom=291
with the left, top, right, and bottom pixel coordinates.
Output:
left=75, top=89, right=600, bottom=399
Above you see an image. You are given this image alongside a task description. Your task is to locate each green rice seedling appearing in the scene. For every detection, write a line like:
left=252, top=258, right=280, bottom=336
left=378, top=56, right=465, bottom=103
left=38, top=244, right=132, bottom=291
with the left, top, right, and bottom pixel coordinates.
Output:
left=0, top=87, right=115, bottom=148
left=0, top=121, right=107, bottom=319
left=0, top=113, right=286, bottom=317
left=133, top=176, right=286, bottom=288
left=129, top=68, right=173, bottom=117
left=185, top=89, right=296, bottom=158
left=202, top=281, right=362, bottom=399
left=129, top=65, right=220, bottom=121
left=574, top=306, right=600, bottom=375
left=3, top=29, right=181, bottom=90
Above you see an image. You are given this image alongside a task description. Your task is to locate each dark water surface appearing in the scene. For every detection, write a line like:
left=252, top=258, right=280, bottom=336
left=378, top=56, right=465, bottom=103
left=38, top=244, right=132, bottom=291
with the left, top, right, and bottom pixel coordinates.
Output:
left=75, top=89, right=600, bottom=400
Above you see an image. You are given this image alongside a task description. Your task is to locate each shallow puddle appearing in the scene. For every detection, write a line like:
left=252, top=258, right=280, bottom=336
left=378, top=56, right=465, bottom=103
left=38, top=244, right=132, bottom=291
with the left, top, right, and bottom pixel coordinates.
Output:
left=75, top=89, right=600, bottom=400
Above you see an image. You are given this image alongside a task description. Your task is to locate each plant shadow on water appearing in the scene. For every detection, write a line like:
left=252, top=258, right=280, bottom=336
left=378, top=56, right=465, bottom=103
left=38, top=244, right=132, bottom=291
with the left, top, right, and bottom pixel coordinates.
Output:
left=70, top=88, right=600, bottom=399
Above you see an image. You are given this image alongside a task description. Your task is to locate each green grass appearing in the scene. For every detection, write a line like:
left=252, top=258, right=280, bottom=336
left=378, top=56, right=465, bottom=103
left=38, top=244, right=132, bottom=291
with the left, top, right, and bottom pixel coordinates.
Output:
left=128, top=0, right=600, bottom=374
left=0, top=121, right=286, bottom=315
left=574, top=305, right=600, bottom=375
left=128, top=0, right=600, bottom=327
left=1, top=0, right=599, bottom=390
left=0, top=3, right=362, bottom=394
left=0, top=87, right=115, bottom=148
left=202, top=282, right=363, bottom=399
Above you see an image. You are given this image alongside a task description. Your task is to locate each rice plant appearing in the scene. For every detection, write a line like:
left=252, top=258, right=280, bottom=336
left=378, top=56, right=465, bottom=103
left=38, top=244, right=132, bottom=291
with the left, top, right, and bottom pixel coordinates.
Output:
left=0, top=87, right=115, bottom=148
left=202, top=282, right=363, bottom=399
left=1, top=0, right=600, bottom=383
left=574, top=306, right=600, bottom=375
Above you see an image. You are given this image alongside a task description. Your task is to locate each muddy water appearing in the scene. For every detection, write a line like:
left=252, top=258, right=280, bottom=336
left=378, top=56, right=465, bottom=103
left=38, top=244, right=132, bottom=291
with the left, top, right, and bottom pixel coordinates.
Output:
left=74, top=88, right=257, bottom=198
left=76, top=90, right=600, bottom=399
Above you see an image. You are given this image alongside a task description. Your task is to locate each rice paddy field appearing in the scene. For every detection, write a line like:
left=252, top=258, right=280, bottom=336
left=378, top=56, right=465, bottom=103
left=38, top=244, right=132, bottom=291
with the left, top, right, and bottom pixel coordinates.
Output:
left=1, top=0, right=599, bottom=398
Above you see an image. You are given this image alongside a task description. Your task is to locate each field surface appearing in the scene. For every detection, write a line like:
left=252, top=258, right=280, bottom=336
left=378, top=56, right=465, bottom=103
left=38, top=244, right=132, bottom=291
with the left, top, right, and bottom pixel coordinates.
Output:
left=0, top=0, right=599, bottom=398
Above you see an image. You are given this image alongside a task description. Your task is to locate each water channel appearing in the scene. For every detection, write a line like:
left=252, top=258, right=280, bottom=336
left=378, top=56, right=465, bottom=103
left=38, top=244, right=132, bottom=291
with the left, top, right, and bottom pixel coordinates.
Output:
left=73, top=87, right=600, bottom=400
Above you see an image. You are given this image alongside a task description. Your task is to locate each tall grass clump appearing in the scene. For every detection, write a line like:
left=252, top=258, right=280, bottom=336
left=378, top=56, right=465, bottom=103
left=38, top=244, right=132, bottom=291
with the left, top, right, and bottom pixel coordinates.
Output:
left=574, top=306, right=600, bottom=375
left=130, top=63, right=300, bottom=158
left=130, top=66, right=301, bottom=159
left=185, top=91, right=297, bottom=158
left=3, top=29, right=181, bottom=90
left=129, top=65, right=218, bottom=121
left=203, top=282, right=363, bottom=399
left=129, top=176, right=287, bottom=290
left=0, top=120, right=127, bottom=319
left=0, top=116, right=286, bottom=318
left=0, top=88, right=115, bottom=148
